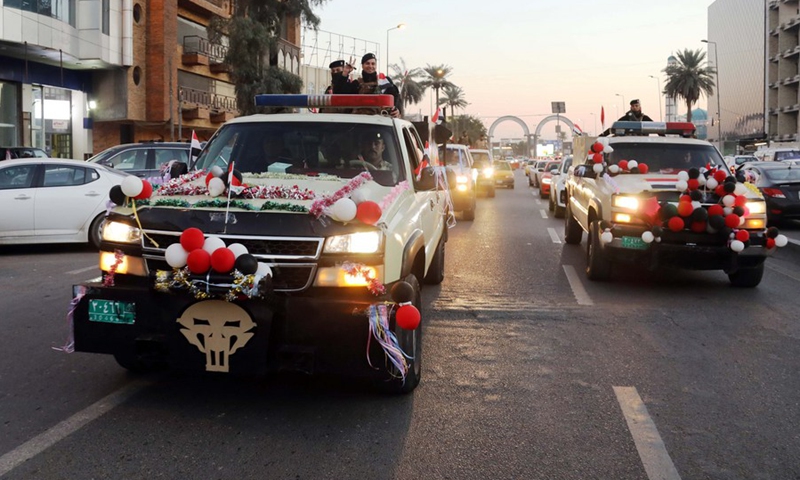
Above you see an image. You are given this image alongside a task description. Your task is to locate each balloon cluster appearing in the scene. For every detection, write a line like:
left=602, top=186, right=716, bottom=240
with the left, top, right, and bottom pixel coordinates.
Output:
left=390, top=281, right=420, bottom=330
left=205, top=165, right=244, bottom=197
left=165, top=227, right=273, bottom=277
left=109, top=176, right=154, bottom=206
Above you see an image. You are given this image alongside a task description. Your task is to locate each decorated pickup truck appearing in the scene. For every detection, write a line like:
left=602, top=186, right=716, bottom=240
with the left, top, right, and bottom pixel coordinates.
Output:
left=565, top=121, right=788, bottom=287
left=67, top=95, right=451, bottom=393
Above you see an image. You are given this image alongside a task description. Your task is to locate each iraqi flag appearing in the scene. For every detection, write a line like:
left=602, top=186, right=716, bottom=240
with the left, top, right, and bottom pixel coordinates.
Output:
left=190, top=130, right=202, bottom=160
left=572, top=123, right=583, bottom=136
left=600, top=106, right=605, bottom=131
left=431, top=108, right=442, bottom=125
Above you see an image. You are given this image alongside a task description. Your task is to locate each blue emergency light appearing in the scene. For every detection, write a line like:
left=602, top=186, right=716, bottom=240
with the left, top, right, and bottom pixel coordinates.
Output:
left=610, top=121, right=696, bottom=137
left=254, top=94, right=395, bottom=109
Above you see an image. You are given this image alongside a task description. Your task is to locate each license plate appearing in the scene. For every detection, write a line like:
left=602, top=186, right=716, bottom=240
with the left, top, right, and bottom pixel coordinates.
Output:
left=621, top=236, right=648, bottom=250
left=88, top=299, right=136, bottom=325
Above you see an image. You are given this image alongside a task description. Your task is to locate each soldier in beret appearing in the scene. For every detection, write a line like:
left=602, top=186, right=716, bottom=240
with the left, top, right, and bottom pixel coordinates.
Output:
left=618, top=99, right=654, bottom=122
left=356, top=53, right=402, bottom=118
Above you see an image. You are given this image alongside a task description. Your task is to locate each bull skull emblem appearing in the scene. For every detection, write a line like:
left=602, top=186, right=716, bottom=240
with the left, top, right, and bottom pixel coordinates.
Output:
left=177, top=301, right=256, bottom=372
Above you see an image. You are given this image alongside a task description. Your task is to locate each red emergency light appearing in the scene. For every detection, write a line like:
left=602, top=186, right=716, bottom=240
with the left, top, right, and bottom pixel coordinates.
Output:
left=254, top=94, right=395, bottom=109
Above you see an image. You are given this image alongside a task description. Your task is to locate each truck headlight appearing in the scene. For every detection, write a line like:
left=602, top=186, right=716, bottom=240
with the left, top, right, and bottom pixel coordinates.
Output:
left=483, top=167, right=494, bottom=178
left=323, top=231, right=382, bottom=254
left=456, top=175, right=469, bottom=184
left=612, top=195, right=639, bottom=211
left=745, top=201, right=766, bottom=215
left=102, top=221, right=141, bottom=244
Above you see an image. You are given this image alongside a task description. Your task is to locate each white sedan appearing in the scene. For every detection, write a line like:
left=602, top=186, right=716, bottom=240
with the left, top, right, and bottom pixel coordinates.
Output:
left=0, top=158, right=127, bottom=247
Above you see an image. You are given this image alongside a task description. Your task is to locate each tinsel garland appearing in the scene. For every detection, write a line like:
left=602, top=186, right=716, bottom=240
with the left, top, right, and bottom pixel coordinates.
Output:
left=341, top=262, right=385, bottom=296
left=366, top=304, right=410, bottom=384
left=379, top=180, right=410, bottom=211
left=154, top=268, right=265, bottom=301
left=140, top=197, right=307, bottom=213
left=241, top=184, right=316, bottom=201
left=193, top=199, right=259, bottom=211
left=310, top=172, right=373, bottom=218
left=102, top=249, right=125, bottom=287
left=259, top=201, right=308, bottom=213
left=156, top=170, right=208, bottom=196
left=246, top=172, right=341, bottom=181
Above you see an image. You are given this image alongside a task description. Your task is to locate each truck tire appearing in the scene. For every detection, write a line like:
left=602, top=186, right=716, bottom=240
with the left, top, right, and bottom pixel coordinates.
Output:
left=728, top=263, right=764, bottom=288
left=423, top=236, right=445, bottom=285
left=586, top=220, right=612, bottom=281
left=549, top=195, right=555, bottom=212
left=554, top=196, right=565, bottom=219
left=564, top=203, right=582, bottom=245
left=379, top=274, right=422, bottom=394
left=462, top=197, right=476, bottom=221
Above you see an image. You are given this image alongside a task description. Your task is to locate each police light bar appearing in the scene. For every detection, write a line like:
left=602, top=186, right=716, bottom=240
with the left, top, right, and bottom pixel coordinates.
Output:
left=611, top=121, right=696, bottom=137
left=253, top=94, right=395, bottom=109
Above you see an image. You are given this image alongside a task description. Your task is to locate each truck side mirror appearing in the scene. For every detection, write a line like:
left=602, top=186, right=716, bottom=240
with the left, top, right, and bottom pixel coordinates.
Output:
left=170, top=161, right=188, bottom=178
left=414, top=166, right=438, bottom=191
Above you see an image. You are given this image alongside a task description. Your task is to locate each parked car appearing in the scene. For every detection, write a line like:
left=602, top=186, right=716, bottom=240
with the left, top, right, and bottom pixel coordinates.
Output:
left=87, top=142, right=191, bottom=179
left=493, top=160, right=515, bottom=189
left=469, top=148, right=495, bottom=197
left=440, top=143, right=477, bottom=220
left=0, top=158, right=127, bottom=247
left=549, top=156, right=573, bottom=218
left=1, top=146, right=48, bottom=160
left=741, top=162, right=800, bottom=225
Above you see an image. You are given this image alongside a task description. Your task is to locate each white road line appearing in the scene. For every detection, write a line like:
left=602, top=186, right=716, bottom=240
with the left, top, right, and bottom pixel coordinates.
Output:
left=767, top=262, right=800, bottom=282
left=540, top=209, right=548, bottom=219
left=613, top=386, right=682, bottom=480
left=84, top=276, right=102, bottom=284
left=66, top=265, right=98, bottom=275
left=562, top=265, right=593, bottom=306
left=547, top=228, right=562, bottom=244
left=788, top=238, right=800, bottom=247
left=0, top=380, right=151, bottom=477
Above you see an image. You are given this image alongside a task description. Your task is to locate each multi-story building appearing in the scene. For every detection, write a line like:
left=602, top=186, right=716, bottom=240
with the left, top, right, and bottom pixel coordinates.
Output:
left=767, top=0, right=800, bottom=144
left=0, top=1, right=302, bottom=158
left=665, top=56, right=679, bottom=122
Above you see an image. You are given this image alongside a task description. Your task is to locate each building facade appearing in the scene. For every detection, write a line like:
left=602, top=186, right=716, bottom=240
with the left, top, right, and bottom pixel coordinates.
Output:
left=664, top=56, right=679, bottom=122
left=767, top=0, right=800, bottom=143
left=0, top=0, right=302, bottom=158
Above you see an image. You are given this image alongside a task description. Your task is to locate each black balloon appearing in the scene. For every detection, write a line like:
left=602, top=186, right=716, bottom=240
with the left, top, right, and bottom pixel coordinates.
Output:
left=652, top=226, right=664, bottom=237
left=661, top=204, right=678, bottom=219
left=688, top=167, right=700, bottom=179
left=109, top=185, right=127, bottom=206
left=735, top=171, right=746, bottom=183
left=723, top=182, right=736, bottom=193
left=732, top=206, right=745, bottom=217
left=630, top=167, right=640, bottom=174
left=767, top=227, right=779, bottom=239
left=691, top=208, right=708, bottom=222
left=690, top=190, right=703, bottom=201
left=234, top=254, right=258, bottom=275
left=708, top=215, right=726, bottom=230
left=390, top=281, right=415, bottom=303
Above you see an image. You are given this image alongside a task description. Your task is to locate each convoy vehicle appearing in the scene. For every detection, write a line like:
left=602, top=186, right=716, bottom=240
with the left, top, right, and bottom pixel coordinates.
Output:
left=537, top=160, right=561, bottom=199
left=69, top=95, right=449, bottom=393
left=469, top=148, right=496, bottom=197
left=493, top=160, right=514, bottom=188
left=565, top=121, right=774, bottom=287
left=754, top=146, right=800, bottom=162
left=549, top=155, right=572, bottom=218
left=740, top=162, right=800, bottom=225
left=440, top=143, right=477, bottom=220
left=87, top=142, right=191, bottom=179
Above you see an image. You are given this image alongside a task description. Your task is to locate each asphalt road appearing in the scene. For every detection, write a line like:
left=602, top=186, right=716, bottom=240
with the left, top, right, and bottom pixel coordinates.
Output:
left=2, top=170, right=800, bottom=479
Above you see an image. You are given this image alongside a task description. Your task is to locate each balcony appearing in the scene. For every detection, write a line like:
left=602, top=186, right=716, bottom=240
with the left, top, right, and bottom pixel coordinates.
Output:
left=179, top=86, right=238, bottom=123
left=768, top=0, right=777, bottom=7
left=182, top=36, right=229, bottom=69
left=784, top=74, right=800, bottom=85
left=784, top=103, right=800, bottom=113
left=783, top=15, right=800, bottom=31
left=271, top=38, right=301, bottom=75
left=784, top=45, right=800, bottom=58
left=178, top=0, right=230, bottom=18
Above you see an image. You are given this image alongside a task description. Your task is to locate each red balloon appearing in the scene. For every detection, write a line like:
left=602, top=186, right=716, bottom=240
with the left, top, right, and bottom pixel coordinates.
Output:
left=592, top=152, right=603, bottom=164
left=690, top=221, right=706, bottom=233
left=766, top=237, right=776, bottom=249
left=618, top=160, right=629, bottom=170
left=715, top=185, right=727, bottom=197
left=734, top=195, right=747, bottom=207
left=687, top=179, right=700, bottom=191
left=735, top=230, right=750, bottom=242
left=638, top=163, right=649, bottom=174
left=211, top=247, right=236, bottom=273
left=134, top=180, right=153, bottom=200
left=205, top=172, right=214, bottom=186
left=356, top=201, right=382, bottom=225
left=680, top=194, right=692, bottom=203
left=187, top=249, right=211, bottom=274
left=724, top=214, right=740, bottom=228
left=180, top=227, right=205, bottom=252
left=677, top=202, right=694, bottom=217
left=668, top=216, right=685, bottom=232
left=708, top=204, right=724, bottom=216
left=592, top=142, right=604, bottom=153
left=396, top=304, right=421, bottom=330
left=714, top=170, right=728, bottom=183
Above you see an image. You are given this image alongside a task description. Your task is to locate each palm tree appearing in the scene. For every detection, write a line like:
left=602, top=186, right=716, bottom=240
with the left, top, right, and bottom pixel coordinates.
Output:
left=389, top=58, right=426, bottom=117
left=662, top=49, right=716, bottom=123
left=418, top=64, right=455, bottom=113
left=438, top=85, right=469, bottom=120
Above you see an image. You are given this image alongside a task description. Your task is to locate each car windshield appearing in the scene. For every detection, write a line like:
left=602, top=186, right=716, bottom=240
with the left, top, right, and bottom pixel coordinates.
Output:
left=736, top=156, right=757, bottom=164
left=775, top=150, right=800, bottom=161
left=605, top=143, right=725, bottom=172
left=545, top=162, right=560, bottom=171
left=440, top=147, right=468, bottom=167
left=496, top=161, right=512, bottom=171
left=193, top=122, right=405, bottom=187
left=471, top=151, right=491, bottom=166
left=763, top=167, right=800, bottom=182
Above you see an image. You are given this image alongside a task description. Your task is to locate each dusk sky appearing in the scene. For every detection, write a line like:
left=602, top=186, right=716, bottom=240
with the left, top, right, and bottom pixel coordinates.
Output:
left=309, top=0, right=717, bottom=141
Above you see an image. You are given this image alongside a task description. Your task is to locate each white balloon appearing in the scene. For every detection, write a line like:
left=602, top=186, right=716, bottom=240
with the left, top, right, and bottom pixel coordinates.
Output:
left=734, top=184, right=748, bottom=195
left=608, top=164, right=620, bottom=174
left=603, top=144, right=614, bottom=154
left=203, top=235, right=226, bottom=255
left=208, top=177, right=226, bottom=197
left=775, top=234, right=788, bottom=247
left=706, top=178, right=718, bottom=190
left=600, top=231, right=613, bottom=244
left=697, top=175, right=707, bottom=186
left=329, top=198, right=357, bottom=222
left=228, top=243, right=249, bottom=258
left=165, top=243, right=189, bottom=268
left=691, top=201, right=702, bottom=210
left=210, top=165, right=225, bottom=178
left=677, top=171, right=690, bottom=181
left=593, top=163, right=605, bottom=174
left=350, top=189, right=368, bottom=204
left=738, top=216, right=745, bottom=226
left=256, top=262, right=273, bottom=278
left=723, top=207, right=733, bottom=216
left=730, top=240, right=745, bottom=252
left=642, top=231, right=654, bottom=243
left=121, top=175, right=144, bottom=198
left=598, top=137, right=610, bottom=147
left=627, top=160, right=638, bottom=170
left=722, top=195, right=735, bottom=207
left=676, top=180, right=688, bottom=192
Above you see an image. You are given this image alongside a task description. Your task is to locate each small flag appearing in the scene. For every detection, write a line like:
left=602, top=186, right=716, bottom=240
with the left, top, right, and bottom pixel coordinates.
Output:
left=4, top=149, right=11, bottom=160
left=190, top=130, right=202, bottom=159
left=600, top=106, right=605, bottom=131
left=572, top=123, right=583, bottom=136
left=431, top=108, right=441, bottom=125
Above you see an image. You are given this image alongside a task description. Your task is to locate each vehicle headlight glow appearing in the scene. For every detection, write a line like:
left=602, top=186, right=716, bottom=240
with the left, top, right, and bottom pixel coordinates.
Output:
left=323, top=231, right=382, bottom=254
left=542, top=177, right=552, bottom=184
left=456, top=175, right=469, bottom=184
left=745, top=201, right=766, bottom=215
left=483, top=167, right=494, bottom=177
left=612, top=196, right=640, bottom=211
left=102, top=221, right=141, bottom=244
left=613, top=213, right=633, bottom=223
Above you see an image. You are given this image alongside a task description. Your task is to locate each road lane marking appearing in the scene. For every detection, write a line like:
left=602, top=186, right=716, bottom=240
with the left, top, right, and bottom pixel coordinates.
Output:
left=614, top=386, right=682, bottom=480
left=767, top=262, right=800, bottom=282
left=562, top=265, right=593, bottom=306
left=84, top=276, right=102, bottom=284
left=788, top=238, right=800, bottom=247
left=0, top=380, right=151, bottom=477
left=66, top=265, right=98, bottom=275
left=540, top=209, right=548, bottom=219
left=547, top=228, right=562, bottom=243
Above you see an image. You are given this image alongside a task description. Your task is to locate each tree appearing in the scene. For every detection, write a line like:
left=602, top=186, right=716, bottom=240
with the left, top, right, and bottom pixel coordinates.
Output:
left=418, top=64, right=455, bottom=111
left=438, top=85, right=469, bottom=121
left=209, top=0, right=325, bottom=115
left=448, top=114, right=487, bottom=146
left=662, top=49, right=716, bottom=123
left=389, top=58, right=426, bottom=117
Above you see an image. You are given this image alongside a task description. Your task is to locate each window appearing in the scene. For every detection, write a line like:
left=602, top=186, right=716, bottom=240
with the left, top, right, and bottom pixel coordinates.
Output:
left=105, top=149, right=146, bottom=171
left=154, top=148, right=189, bottom=169
left=43, top=165, right=88, bottom=187
left=5, top=0, right=77, bottom=27
left=0, top=165, right=37, bottom=190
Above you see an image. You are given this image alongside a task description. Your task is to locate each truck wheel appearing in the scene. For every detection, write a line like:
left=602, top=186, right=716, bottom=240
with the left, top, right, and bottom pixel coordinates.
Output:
left=586, top=220, right=612, bottom=281
left=89, top=214, right=106, bottom=249
left=379, top=274, right=422, bottom=394
left=564, top=204, right=582, bottom=245
left=549, top=195, right=555, bottom=212
left=424, top=236, right=445, bottom=285
left=554, top=199, right=565, bottom=219
left=728, top=263, right=764, bottom=288
left=462, top=198, right=476, bottom=221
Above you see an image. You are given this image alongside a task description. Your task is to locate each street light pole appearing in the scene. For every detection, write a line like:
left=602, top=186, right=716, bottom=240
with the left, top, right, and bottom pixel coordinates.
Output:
left=615, top=93, right=625, bottom=115
left=589, top=112, right=597, bottom=136
left=702, top=39, right=722, bottom=151
left=386, top=23, right=405, bottom=75
left=648, top=75, right=663, bottom=121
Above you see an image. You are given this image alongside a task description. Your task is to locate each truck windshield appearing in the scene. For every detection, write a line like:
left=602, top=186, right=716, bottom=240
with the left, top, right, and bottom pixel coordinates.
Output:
left=471, top=151, right=491, bottom=167
left=606, top=143, right=725, bottom=173
left=192, top=122, right=405, bottom=186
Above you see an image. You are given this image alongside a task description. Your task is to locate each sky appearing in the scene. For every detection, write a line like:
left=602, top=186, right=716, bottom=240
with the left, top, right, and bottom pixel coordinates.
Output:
left=309, top=0, right=717, bottom=141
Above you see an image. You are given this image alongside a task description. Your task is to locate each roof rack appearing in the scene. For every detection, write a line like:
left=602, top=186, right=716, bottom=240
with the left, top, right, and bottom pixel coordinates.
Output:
left=254, top=94, right=394, bottom=109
